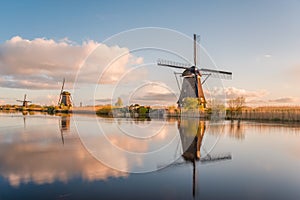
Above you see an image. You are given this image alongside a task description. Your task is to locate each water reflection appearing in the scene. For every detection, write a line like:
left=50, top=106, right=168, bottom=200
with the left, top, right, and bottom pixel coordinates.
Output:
left=59, top=114, right=71, bottom=145
left=179, top=119, right=205, bottom=161
left=60, top=115, right=70, bottom=132
left=1, top=113, right=299, bottom=200
left=178, top=119, right=231, bottom=197
left=22, top=111, right=27, bottom=129
left=178, top=119, right=205, bottom=197
left=77, top=116, right=180, bottom=172
left=0, top=114, right=128, bottom=187
left=228, top=120, right=245, bottom=140
left=0, top=113, right=232, bottom=188
left=0, top=114, right=229, bottom=189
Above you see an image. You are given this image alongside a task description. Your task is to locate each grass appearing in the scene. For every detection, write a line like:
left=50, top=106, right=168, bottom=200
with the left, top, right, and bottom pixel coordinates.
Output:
left=226, top=106, right=300, bottom=122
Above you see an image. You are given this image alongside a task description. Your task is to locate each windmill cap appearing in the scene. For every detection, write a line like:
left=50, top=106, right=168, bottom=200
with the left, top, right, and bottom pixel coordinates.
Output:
left=182, top=67, right=200, bottom=77
left=62, top=91, right=71, bottom=95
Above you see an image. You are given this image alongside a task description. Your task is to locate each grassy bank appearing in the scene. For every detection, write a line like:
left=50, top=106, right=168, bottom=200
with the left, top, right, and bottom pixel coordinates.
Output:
left=0, top=104, right=72, bottom=114
left=2, top=103, right=300, bottom=123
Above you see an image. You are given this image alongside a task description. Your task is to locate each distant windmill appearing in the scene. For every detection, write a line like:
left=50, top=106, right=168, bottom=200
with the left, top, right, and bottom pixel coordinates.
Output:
left=158, top=34, right=232, bottom=108
left=16, top=94, right=32, bottom=107
left=58, top=78, right=72, bottom=107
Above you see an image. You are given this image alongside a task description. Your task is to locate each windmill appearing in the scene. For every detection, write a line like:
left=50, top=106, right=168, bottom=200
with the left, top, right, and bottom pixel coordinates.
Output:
left=157, top=34, right=232, bottom=108
left=16, top=94, right=32, bottom=107
left=58, top=78, right=72, bottom=107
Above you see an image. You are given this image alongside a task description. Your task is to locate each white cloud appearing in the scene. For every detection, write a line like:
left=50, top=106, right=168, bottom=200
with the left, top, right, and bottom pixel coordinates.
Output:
left=221, top=87, right=299, bottom=105
left=264, top=54, right=272, bottom=58
left=224, top=87, right=268, bottom=99
left=128, top=82, right=178, bottom=106
left=205, top=86, right=268, bottom=100
left=95, top=98, right=113, bottom=104
left=0, top=36, right=144, bottom=89
left=268, top=97, right=298, bottom=103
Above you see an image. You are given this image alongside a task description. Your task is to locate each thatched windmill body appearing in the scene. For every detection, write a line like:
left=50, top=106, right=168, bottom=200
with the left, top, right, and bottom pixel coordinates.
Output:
left=158, top=34, right=232, bottom=108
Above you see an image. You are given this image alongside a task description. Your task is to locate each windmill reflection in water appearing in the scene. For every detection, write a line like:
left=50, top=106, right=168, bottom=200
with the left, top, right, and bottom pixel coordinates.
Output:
left=59, top=114, right=71, bottom=145
left=176, top=118, right=232, bottom=198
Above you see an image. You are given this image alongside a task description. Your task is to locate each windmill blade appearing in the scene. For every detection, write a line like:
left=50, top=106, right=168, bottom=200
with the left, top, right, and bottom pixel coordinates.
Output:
left=194, top=34, right=197, bottom=66
left=157, top=59, right=190, bottom=70
left=60, top=78, right=65, bottom=94
left=60, top=128, right=65, bottom=145
left=157, top=160, right=186, bottom=169
left=157, top=153, right=232, bottom=169
left=16, top=100, right=23, bottom=102
left=200, top=68, right=232, bottom=75
left=174, top=72, right=181, bottom=91
left=200, top=153, right=232, bottom=164
left=200, top=68, right=232, bottom=79
left=24, top=94, right=27, bottom=101
left=58, top=78, right=65, bottom=105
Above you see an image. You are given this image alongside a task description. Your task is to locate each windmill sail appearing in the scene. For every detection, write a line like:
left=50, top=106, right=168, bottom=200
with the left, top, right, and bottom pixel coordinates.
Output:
left=200, top=68, right=232, bottom=79
left=58, top=78, right=65, bottom=105
left=157, top=59, right=190, bottom=69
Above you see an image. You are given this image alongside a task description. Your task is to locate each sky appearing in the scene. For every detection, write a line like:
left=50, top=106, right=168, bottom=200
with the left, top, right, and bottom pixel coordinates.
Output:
left=0, top=0, right=299, bottom=106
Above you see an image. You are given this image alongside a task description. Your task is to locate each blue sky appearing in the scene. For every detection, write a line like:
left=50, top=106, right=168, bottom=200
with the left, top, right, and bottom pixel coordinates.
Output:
left=0, top=0, right=300, bottom=106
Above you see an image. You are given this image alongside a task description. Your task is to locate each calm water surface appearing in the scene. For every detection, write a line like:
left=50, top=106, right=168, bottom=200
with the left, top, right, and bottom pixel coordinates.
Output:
left=0, top=112, right=299, bottom=200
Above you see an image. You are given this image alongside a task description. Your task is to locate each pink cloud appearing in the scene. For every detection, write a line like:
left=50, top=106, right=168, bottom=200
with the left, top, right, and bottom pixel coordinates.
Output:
left=0, top=36, right=144, bottom=89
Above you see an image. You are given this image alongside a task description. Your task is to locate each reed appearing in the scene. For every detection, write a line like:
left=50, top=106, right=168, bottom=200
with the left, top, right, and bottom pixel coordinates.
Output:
left=227, top=106, right=300, bottom=122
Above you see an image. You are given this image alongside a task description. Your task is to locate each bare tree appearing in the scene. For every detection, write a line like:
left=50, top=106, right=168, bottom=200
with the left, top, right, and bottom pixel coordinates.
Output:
left=227, top=97, right=245, bottom=120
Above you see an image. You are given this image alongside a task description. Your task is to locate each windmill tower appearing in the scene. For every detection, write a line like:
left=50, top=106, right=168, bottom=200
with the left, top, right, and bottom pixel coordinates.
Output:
left=16, top=94, right=32, bottom=107
left=158, top=34, right=232, bottom=108
left=58, top=78, right=72, bottom=107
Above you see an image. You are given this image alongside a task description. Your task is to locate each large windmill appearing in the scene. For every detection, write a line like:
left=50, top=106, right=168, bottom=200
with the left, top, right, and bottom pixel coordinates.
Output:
left=16, top=94, right=32, bottom=107
left=58, top=78, right=72, bottom=107
left=158, top=34, right=232, bottom=108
